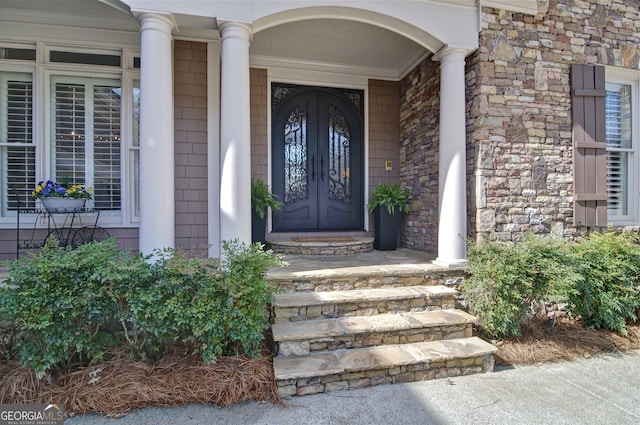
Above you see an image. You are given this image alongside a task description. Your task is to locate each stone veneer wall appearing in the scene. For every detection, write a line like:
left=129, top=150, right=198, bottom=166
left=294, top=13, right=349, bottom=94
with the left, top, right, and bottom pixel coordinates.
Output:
left=174, top=40, right=209, bottom=252
left=467, top=0, right=640, bottom=243
left=398, top=57, right=440, bottom=253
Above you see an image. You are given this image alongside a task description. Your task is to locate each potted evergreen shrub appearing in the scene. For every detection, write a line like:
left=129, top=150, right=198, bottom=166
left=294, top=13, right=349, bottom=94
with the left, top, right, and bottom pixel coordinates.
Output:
left=367, top=182, right=411, bottom=250
left=251, top=178, right=282, bottom=244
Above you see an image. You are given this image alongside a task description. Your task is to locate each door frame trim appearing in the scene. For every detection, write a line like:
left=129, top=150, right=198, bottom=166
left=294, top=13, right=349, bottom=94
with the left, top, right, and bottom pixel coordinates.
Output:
left=266, top=67, right=370, bottom=232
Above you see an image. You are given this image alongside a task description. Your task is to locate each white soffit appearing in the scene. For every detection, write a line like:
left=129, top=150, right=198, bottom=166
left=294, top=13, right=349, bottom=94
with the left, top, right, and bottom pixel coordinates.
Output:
left=0, top=0, right=139, bottom=31
left=481, top=0, right=539, bottom=15
left=432, top=0, right=538, bottom=14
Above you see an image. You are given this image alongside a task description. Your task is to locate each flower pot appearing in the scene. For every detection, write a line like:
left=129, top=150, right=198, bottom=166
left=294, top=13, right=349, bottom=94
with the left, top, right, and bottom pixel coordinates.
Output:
left=41, top=198, right=86, bottom=213
left=374, top=206, right=403, bottom=251
left=252, top=209, right=267, bottom=244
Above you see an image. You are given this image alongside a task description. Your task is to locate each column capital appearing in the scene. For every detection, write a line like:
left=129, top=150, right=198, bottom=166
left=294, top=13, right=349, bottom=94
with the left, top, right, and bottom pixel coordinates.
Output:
left=219, top=21, right=253, bottom=43
left=432, top=45, right=469, bottom=63
left=133, top=10, right=177, bottom=35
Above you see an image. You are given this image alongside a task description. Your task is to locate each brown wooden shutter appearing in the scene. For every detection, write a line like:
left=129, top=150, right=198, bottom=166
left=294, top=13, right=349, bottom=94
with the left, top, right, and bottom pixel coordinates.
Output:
left=572, top=64, right=607, bottom=226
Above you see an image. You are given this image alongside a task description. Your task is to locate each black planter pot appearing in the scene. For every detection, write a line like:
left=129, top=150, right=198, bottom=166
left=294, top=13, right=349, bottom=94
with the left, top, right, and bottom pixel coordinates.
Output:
left=251, top=209, right=267, bottom=244
left=374, top=206, right=403, bottom=251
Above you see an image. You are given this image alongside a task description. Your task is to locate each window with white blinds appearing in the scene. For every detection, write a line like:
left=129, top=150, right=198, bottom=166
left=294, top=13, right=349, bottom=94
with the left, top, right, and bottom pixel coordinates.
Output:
left=1, top=72, right=35, bottom=215
left=0, top=43, right=140, bottom=226
left=93, top=85, right=121, bottom=210
left=605, top=82, right=633, bottom=219
left=53, top=77, right=121, bottom=211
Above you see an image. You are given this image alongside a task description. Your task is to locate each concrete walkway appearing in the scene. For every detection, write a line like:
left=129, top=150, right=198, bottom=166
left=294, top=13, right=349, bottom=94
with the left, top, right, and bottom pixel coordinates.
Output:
left=67, top=349, right=640, bottom=425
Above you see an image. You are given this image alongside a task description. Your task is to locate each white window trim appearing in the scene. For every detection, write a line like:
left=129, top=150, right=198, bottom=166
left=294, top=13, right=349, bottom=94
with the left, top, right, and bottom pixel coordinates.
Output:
left=606, top=66, right=640, bottom=226
left=0, top=42, right=140, bottom=229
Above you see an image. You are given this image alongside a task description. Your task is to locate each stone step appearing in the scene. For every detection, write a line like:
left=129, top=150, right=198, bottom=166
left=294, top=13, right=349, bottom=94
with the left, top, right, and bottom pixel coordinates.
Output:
left=268, top=262, right=467, bottom=294
left=273, top=309, right=477, bottom=356
left=271, top=285, right=458, bottom=323
left=268, top=237, right=374, bottom=256
left=274, top=336, right=498, bottom=397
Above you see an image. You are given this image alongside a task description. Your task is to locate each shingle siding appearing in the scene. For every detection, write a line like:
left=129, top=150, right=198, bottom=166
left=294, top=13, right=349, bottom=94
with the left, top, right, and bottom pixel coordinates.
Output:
left=174, top=40, right=208, bottom=253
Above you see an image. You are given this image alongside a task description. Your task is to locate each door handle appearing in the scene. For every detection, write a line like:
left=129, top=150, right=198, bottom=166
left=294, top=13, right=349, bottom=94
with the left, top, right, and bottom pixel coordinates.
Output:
left=320, top=154, right=325, bottom=181
left=311, top=154, right=316, bottom=180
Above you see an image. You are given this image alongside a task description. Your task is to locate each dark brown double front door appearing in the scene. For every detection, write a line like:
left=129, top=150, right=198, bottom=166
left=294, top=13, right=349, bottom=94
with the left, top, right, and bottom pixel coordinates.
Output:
left=271, top=84, right=364, bottom=232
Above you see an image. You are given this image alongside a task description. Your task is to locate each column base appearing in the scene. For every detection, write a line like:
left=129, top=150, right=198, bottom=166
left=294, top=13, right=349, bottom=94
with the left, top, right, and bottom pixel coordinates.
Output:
left=433, top=257, right=468, bottom=268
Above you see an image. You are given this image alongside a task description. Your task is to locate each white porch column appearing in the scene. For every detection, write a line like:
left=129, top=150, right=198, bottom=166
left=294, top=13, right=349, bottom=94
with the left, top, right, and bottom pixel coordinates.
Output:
left=207, top=42, right=221, bottom=259
left=219, top=22, right=252, bottom=246
left=136, top=13, right=176, bottom=255
left=434, top=48, right=468, bottom=267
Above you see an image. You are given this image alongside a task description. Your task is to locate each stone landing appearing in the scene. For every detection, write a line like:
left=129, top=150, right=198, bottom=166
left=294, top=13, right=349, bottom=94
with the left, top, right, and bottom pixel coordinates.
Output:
left=267, top=248, right=468, bottom=293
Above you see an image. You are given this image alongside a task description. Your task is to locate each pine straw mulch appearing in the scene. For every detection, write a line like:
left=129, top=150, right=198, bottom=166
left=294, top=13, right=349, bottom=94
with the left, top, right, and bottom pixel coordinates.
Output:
left=0, top=349, right=283, bottom=418
left=493, top=318, right=640, bottom=366
left=1, top=320, right=640, bottom=417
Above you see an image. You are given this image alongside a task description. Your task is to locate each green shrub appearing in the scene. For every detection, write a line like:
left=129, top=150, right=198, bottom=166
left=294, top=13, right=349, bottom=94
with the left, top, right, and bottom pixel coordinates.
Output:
left=0, top=238, right=284, bottom=378
left=220, top=240, right=284, bottom=357
left=0, top=309, right=18, bottom=362
left=465, top=231, right=640, bottom=339
left=565, top=231, right=640, bottom=335
left=464, top=234, right=579, bottom=339
left=0, top=238, right=150, bottom=377
left=127, top=241, right=284, bottom=362
left=114, top=246, right=224, bottom=361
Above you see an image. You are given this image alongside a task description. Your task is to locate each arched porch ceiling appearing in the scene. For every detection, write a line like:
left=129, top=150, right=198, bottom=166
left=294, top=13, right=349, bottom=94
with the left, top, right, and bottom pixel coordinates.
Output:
left=250, top=18, right=430, bottom=81
left=245, top=2, right=478, bottom=80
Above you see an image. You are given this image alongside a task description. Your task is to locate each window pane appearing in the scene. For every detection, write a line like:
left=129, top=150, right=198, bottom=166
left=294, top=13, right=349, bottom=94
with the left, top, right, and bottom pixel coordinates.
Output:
left=605, top=82, right=632, bottom=149
left=53, top=77, right=122, bottom=212
left=93, top=85, right=121, bottom=210
left=133, top=80, right=140, bottom=147
left=50, top=51, right=121, bottom=67
left=1, top=75, right=35, bottom=214
left=7, top=80, right=33, bottom=143
left=132, top=148, right=139, bottom=218
left=54, top=82, right=86, bottom=184
left=3, top=145, right=36, bottom=212
left=605, top=82, right=633, bottom=218
left=0, top=47, right=36, bottom=61
left=607, top=151, right=628, bottom=216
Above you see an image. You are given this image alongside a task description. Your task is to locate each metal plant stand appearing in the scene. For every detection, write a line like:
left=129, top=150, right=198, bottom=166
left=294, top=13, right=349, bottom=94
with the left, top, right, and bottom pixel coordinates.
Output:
left=14, top=191, right=110, bottom=259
